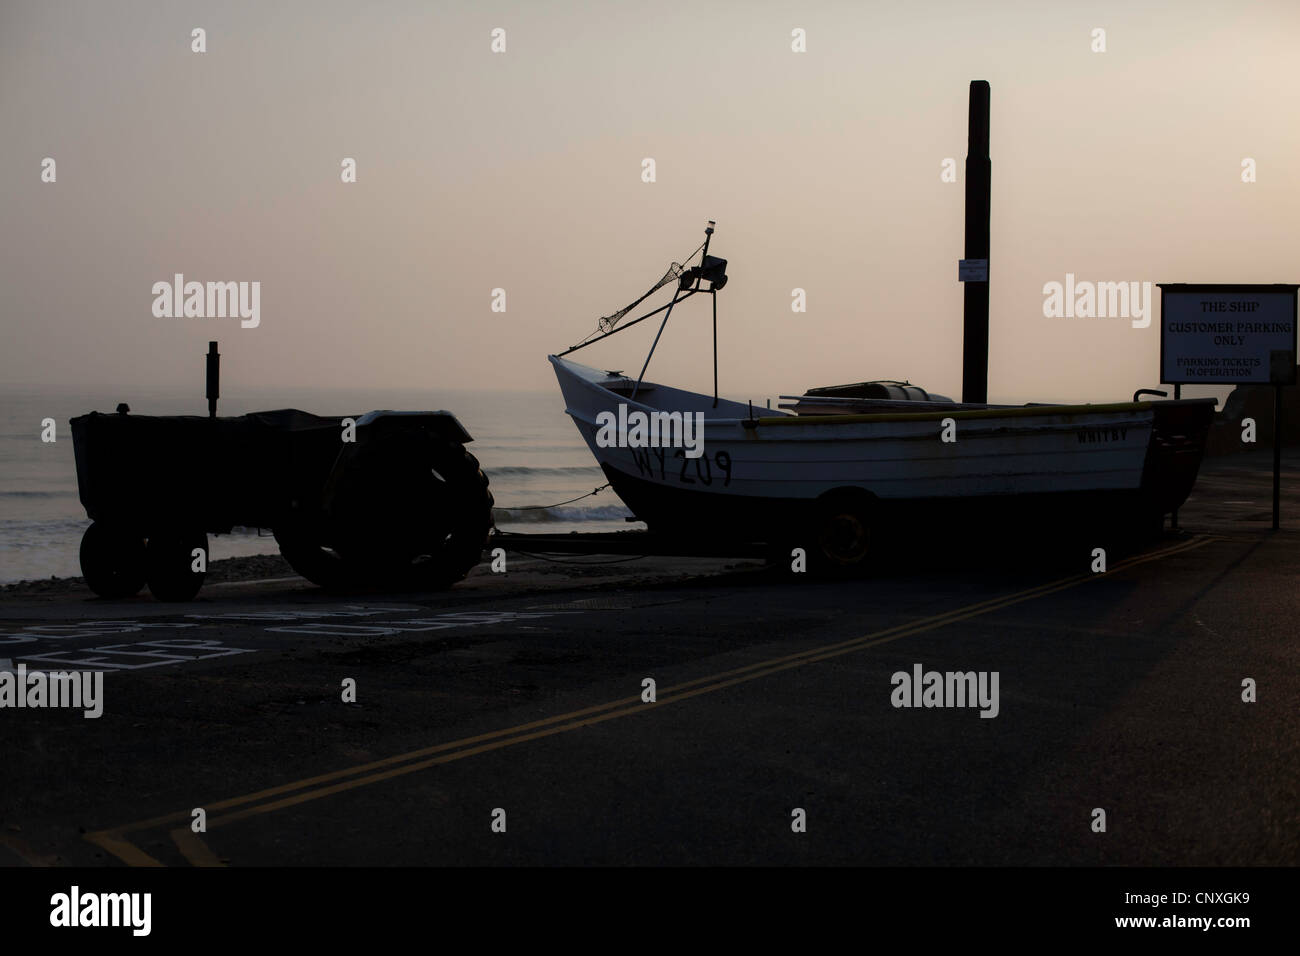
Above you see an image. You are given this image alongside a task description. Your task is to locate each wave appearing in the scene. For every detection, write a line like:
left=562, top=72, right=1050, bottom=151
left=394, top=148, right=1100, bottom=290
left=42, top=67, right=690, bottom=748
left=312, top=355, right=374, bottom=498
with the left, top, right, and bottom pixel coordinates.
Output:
left=492, top=503, right=633, bottom=524
left=474, top=444, right=583, bottom=454
left=486, top=465, right=602, bottom=478
left=0, top=516, right=88, bottom=533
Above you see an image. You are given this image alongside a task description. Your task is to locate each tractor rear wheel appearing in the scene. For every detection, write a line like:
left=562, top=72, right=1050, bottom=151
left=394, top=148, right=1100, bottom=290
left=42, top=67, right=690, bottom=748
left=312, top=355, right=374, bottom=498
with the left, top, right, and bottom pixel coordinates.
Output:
left=277, top=430, right=493, bottom=592
left=272, top=528, right=354, bottom=592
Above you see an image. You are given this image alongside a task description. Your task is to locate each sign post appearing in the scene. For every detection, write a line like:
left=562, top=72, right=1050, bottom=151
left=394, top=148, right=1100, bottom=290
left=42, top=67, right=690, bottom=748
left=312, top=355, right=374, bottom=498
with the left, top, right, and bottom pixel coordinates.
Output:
left=1158, top=283, right=1297, bottom=530
left=1274, top=386, right=1284, bottom=530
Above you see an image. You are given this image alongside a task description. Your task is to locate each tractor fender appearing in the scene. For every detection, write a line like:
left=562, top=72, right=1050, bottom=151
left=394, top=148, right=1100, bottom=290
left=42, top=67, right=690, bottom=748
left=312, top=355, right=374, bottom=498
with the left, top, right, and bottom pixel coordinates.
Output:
left=351, top=410, right=474, bottom=444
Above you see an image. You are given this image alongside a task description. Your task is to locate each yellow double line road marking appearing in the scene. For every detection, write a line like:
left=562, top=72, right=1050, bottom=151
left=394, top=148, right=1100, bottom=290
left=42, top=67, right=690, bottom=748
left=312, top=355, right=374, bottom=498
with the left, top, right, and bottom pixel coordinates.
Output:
left=86, top=535, right=1213, bottom=867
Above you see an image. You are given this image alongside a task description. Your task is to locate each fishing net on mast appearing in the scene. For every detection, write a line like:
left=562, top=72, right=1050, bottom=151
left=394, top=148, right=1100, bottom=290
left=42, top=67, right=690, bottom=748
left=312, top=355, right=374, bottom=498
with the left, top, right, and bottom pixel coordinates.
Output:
left=597, top=261, right=684, bottom=332
left=565, top=233, right=711, bottom=353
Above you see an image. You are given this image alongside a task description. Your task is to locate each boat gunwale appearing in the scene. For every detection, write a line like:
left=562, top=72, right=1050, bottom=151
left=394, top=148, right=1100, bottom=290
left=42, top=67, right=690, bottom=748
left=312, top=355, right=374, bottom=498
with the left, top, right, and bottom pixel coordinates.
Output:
left=755, top=398, right=1214, bottom=427
left=552, top=355, right=1217, bottom=428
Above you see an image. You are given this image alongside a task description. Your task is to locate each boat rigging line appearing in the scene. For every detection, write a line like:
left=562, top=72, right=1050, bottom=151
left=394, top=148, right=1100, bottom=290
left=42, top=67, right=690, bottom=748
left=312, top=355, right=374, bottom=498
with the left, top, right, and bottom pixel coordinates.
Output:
left=560, top=221, right=729, bottom=408
left=496, top=483, right=612, bottom=512
left=561, top=228, right=715, bottom=355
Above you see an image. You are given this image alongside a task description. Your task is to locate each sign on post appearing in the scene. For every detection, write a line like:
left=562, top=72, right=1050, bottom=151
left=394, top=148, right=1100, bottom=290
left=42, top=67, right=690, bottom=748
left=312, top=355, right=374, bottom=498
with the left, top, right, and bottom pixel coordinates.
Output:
left=1158, top=283, right=1297, bottom=531
left=1158, top=284, right=1297, bottom=385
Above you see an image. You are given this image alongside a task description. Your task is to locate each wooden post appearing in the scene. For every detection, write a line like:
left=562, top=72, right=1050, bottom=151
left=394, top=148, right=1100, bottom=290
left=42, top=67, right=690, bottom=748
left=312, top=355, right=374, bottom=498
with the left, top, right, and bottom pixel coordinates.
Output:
left=962, top=81, right=991, bottom=405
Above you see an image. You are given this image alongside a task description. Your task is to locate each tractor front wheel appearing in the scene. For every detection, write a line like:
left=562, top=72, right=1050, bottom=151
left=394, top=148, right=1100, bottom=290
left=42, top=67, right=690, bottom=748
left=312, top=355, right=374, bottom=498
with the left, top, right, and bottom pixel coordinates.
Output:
left=79, top=522, right=147, bottom=599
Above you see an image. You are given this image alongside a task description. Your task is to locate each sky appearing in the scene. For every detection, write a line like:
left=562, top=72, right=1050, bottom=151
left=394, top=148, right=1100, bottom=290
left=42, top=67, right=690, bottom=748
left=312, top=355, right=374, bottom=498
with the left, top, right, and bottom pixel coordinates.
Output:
left=2, top=0, right=1298, bottom=406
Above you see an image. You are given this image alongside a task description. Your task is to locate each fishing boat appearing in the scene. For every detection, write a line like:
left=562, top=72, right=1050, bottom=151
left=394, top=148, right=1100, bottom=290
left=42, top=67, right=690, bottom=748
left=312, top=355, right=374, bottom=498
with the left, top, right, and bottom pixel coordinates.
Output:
left=551, top=224, right=1215, bottom=567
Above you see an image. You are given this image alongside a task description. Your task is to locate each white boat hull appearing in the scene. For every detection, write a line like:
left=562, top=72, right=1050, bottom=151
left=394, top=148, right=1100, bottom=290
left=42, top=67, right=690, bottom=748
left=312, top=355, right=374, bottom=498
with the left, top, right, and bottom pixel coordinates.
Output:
left=549, top=355, right=1213, bottom=539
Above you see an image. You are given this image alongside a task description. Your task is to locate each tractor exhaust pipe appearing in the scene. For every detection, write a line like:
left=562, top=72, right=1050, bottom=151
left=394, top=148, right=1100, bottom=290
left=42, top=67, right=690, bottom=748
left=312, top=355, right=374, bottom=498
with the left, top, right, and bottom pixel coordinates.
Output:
left=206, top=341, right=220, bottom=418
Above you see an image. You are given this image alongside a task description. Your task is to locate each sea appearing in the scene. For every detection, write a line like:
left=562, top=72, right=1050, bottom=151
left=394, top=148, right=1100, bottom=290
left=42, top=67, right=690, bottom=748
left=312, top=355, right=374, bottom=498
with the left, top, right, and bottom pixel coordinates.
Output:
left=0, top=383, right=637, bottom=584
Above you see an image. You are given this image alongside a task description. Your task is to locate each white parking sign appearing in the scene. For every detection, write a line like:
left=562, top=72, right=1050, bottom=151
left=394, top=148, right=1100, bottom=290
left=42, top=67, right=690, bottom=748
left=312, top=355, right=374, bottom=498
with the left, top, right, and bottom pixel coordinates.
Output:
left=1159, top=284, right=1297, bottom=385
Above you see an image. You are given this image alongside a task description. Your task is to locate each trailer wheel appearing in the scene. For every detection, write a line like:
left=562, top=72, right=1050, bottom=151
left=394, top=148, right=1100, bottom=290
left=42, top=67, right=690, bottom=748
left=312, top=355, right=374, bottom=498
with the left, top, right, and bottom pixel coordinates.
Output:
left=809, top=491, right=875, bottom=575
left=79, top=522, right=147, bottom=598
left=145, top=530, right=208, bottom=602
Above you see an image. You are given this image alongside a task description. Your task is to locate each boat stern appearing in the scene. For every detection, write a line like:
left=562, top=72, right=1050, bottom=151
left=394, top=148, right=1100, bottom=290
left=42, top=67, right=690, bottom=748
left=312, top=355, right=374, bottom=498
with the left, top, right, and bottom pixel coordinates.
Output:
left=1140, top=398, right=1217, bottom=514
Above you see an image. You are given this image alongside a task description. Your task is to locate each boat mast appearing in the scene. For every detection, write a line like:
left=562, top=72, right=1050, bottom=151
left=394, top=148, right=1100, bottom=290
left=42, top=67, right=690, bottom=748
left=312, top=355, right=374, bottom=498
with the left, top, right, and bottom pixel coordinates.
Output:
left=703, top=221, right=718, bottom=408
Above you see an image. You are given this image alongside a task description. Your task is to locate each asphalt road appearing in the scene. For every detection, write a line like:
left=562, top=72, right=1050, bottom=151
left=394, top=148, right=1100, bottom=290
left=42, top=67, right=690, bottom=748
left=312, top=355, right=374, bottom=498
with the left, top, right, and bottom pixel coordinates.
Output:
left=1, top=452, right=1296, bottom=866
